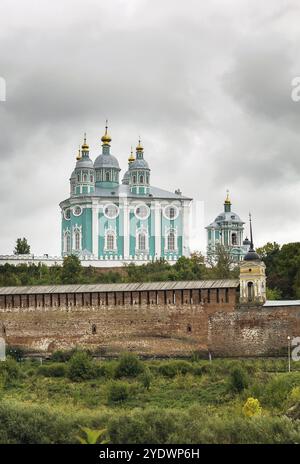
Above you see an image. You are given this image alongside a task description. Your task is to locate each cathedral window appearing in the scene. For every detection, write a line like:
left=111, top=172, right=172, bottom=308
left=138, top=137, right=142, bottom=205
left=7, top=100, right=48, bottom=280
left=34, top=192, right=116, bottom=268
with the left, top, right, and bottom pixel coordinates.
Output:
left=63, top=231, right=71, bottom=254
left=138, top=232, right=146, bottom=251
left=73, top=205, right=82, bottom=216
left=164, top=205, right=179, bottom=220
left=139, top=175, right=144, bottom=184
left=232, top=233, right=237, bottom=245
left=107, top=233, right=114, bottom=250
left=167, top=230, right=176, bottom=251
left=90, top=175, right=93, bottom=183
left=105, top=171, right=110, bottom=182
left=104, top=203, right=119, bottom=219
left=75, top=231, right=81, bottom=251
left=105, top=229, right=116, bottom=251
left=135, top=204, right=150, bottom=220
left=133, top=175, right=136, bottom=184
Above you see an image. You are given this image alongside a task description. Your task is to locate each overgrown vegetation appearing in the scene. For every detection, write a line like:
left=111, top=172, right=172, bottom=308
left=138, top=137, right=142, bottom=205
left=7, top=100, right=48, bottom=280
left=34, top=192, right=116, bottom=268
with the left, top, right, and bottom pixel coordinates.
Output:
left=3, top=240, right=300, bottom=300
left=0, top=353, right=300, bottom=443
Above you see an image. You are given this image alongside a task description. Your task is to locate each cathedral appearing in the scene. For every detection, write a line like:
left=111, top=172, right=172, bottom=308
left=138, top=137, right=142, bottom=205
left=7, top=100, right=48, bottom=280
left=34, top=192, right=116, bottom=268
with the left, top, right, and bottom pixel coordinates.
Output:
left=59, top=124, right=192, bottom=264
left=206, top=192, right=251, bottom=262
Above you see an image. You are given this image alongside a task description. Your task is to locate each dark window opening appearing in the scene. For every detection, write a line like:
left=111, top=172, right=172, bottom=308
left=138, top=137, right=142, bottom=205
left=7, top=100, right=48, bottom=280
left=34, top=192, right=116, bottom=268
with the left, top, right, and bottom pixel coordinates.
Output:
left=187, top=324, right=192, bottom=333
left=247, top=282, right=254, bottom=302
left=92, top=324, right=97, bottom=334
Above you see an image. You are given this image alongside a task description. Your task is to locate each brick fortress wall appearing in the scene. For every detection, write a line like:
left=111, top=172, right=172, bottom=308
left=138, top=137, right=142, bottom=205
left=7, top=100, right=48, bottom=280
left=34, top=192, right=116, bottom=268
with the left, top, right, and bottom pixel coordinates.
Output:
left=0, top=287, right=237, bottom=356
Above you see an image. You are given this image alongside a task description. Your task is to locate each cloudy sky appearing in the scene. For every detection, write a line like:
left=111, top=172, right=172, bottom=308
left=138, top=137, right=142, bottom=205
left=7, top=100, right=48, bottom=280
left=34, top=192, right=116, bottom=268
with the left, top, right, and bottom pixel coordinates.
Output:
left=1, top=0, right=300, bottom=256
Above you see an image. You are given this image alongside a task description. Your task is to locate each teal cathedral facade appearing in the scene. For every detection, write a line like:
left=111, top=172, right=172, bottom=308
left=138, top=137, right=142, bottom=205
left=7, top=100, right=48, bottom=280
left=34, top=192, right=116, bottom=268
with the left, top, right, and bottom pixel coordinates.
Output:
left=59, top=125, right=192, bottom=264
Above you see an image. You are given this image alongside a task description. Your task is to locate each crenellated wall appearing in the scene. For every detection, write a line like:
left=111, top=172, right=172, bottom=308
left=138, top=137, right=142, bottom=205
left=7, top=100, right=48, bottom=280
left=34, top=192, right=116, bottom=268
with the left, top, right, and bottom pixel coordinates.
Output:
left=0, top=285, right=237, bottom=356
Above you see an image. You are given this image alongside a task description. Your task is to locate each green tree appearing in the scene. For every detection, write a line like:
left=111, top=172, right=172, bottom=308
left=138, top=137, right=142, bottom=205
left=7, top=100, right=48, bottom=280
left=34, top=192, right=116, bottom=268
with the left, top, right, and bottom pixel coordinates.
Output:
left=207, top=243, right=238, bottom=279
left=14, top=238, right=30, bottom=255
left=61, top=255, right=82, bottom=284
left=67, top=351, right=94, bottom=381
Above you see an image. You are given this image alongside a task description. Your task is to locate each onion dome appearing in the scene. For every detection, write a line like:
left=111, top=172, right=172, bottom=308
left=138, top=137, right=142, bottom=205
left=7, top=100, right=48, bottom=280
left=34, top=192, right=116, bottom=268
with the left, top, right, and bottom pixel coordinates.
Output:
left=81, top=133, right=89, bottom=152
left=101, top=120, right=112, bottom=145
left=244, top=249, right=261, bottom=261
left=122, top=147, right=135, bottom=185
left=76, top=146, right=82, bottom=160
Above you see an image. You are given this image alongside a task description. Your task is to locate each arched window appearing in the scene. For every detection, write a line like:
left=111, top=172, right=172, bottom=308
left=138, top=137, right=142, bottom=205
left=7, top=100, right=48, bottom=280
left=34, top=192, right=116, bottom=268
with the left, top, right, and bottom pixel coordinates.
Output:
left=106, top=232, right=115, bottom=250
left=138, top=233, right=146, bottom=251
left=105, top=171, right=110, bottom=182
left=139, top=175, right=144, bottom=184
left=77, top=174, right=80, bottom=182
left=167, top=231, right=176, bottom=251
left=247, top=282, right=254, bottom=302
left=64, top=232, right=71, bottom=253
left=90, top=175, right=93, bottom=182
left=232, top=233, right=237, bottom=245
left=83, top=174, right=87, bottom=182
left=133, top=175, right=136, bottom=184
left=75, top=230, right=81, bottom=251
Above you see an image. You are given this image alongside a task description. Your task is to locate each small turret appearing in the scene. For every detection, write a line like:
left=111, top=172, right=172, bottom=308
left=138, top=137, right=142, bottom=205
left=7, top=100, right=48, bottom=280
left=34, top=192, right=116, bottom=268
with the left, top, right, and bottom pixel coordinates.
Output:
left=129, top=139, right=150, bottom=195
left=122, top=147, right=135, bottom=185
left=71, top=134, right=95, bottom=195
left=239, top=214, right=266, bottom=306
left=94, top=121, right=121, bottom=188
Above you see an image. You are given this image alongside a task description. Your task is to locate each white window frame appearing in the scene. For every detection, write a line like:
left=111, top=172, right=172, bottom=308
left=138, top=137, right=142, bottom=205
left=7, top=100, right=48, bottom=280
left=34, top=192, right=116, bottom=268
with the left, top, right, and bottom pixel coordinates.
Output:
left=63, top=229, right=71, bottom=253
left=135, top=225, right=149, bottom=253
left=163, top=204, right=179, bottom=220
left=104, top=228, right=117, bottom=251
left=72, top=225, right=82, bottom=252
left=164, top=226, right=178, bottom=252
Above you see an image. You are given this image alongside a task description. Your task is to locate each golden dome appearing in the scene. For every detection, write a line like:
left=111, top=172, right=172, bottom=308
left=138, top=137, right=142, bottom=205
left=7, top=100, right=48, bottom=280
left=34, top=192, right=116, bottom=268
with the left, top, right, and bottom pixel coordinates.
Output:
left=76, top=146, right=82, bottom=160
left=128, top=146, right=135, bottom=163
left=225, top=189, right=231, bottom=204
left=81, top=133, right=89, bottom=152
left=136, top=138, right=143, bottom=151
left=101, top=121, right=112, bottom=145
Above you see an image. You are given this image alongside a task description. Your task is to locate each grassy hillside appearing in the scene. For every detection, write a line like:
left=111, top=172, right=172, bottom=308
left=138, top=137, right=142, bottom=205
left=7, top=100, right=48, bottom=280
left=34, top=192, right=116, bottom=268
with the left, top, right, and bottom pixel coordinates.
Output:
left=0, top=353, right=300, bottom=443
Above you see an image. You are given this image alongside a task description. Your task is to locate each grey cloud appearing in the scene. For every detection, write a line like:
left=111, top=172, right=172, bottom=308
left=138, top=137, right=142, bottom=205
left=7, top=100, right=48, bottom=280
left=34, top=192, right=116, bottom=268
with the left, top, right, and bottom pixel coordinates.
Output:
left=1, top=0, right=300, bottom=255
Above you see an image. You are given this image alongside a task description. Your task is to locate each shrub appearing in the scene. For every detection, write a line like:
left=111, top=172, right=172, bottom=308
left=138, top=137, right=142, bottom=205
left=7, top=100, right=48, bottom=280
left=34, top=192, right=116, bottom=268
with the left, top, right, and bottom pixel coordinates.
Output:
left=0, top=357, right=22, bottom=384
left=229, top=367, right=249, bottom=393
left=114, top=354, right=144, bottom=378
left=107, top=381, right=129, bottom=403
left=37, top=363, right=67, bottom=378
left=67, top=352, right=95, bottom=382
left=158, top=361, right=193, bottom=378
left=242, top=397, right=262, bottom=417
left=108, top=409, right=178, bottom=444
left=51, top=349, right=77, bottom=363
left=140, top=368, right=152, bottom=390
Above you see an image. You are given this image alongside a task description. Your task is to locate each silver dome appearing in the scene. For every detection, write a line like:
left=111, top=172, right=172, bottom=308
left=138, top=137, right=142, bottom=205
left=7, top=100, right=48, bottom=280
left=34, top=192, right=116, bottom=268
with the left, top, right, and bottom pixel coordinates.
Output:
left=214, top=211, right=242, bottom=223
left=94, top=154, right=120, bottom=170
left=76, top=158, right=94, bottom=169
left=129, top=158, right=150, bottom=170
left=122, top=170, right=130, bottom=185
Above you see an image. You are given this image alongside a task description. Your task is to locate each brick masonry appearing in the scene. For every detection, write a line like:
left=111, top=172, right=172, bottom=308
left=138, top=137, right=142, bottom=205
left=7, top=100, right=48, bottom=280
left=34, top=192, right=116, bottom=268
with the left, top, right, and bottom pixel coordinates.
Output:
left=0, top=285, right=299, bottom=357
left=0, top=287, right=236, bottom=356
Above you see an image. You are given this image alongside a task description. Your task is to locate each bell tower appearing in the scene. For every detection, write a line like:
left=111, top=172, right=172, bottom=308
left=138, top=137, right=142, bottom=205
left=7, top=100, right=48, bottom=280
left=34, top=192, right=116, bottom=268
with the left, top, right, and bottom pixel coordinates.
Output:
left=239, top=214, right=266, bottom=306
